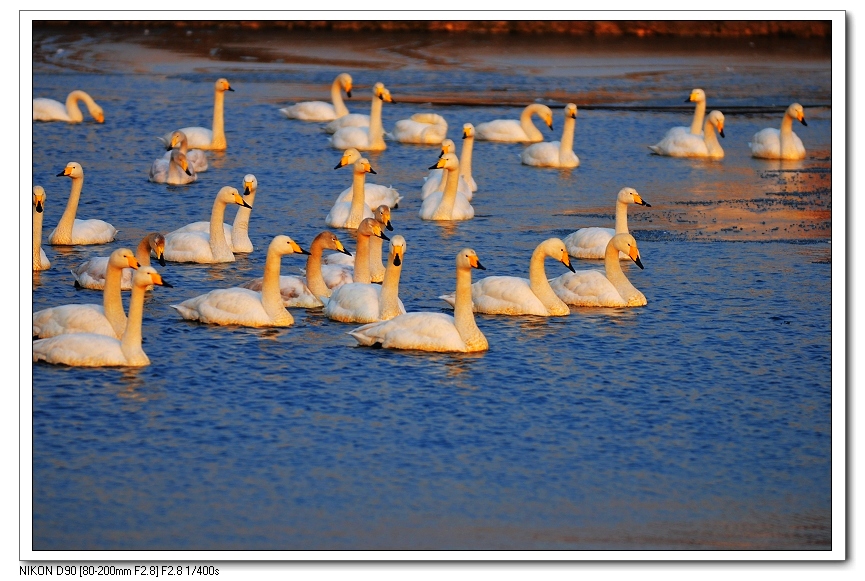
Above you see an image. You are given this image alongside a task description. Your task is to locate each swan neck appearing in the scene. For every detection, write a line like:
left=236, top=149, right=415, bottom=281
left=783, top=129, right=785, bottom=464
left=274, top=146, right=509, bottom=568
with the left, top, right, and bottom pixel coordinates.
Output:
left=168, top=155, right=188, bottom=183
left=55, top=175, right=83, bottom=243
left=64, top=91, right=85, bottom=122
left=690, top=100, right=706, bottom=135
left=331, top=78, right=348, bottom=117
left=135, top=237, right=152, bottom=267
left=232, top=189, right=255, bottom=247
left=459, top=135, right=474, bottom=181
left=120, top=281, right=148, bottom=365
left=454, top=266, right=486, bottom=349
left=378, top=257, right=403, bottom=320
left=703, top=123, right=722, bottom=156
left=779, top=113, right=796, bottom=153
left=304, top=239, right=330, bottom=299
left=353, top=234, right=372, bottom=284
left=368, top=95, right=385, bottom=148
left=438, top=166, right=460, bottom=217
left=559, top=115, right=576, bottom=160
left=521, top=106, right=544, bottom=141
left=348, top=171, right=367, bottom=228
left=528, top=247, right=569, bottom=314
left=33, top=205, right=44, bottom=269
left=369, top=235, right=384, bottom=278
left=211, top=87, right=226, bottom=148
left=208, top=196, right=233, bottom=261
left=261, top=246, right=293, bottom=324
left=102, top=260, right=128, bottom=337
left=614, top=200, right=630, bottom=234
left=604, top=243, right=640, bottom=301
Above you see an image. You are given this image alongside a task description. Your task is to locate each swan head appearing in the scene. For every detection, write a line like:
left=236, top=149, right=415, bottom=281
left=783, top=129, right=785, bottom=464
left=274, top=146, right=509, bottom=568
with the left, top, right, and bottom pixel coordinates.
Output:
left=429, top=152, right=459, bottom=171
left=564, top=103, right=578, bottom=120
left=543, top=238, right=575, bottom=273
left=167, top=130, right=188, bottom=151
left=109, top=248, right=140, bottom=271
left=373, top=83, right=394, bottom=103
left=354, top=157, right=376, bottom=175
left=215, top=78, right=234, bottom=92
left=91, top=105, right=105, bottom=124
left=611, top=233, right=644, bottom=270
left=218, top=186, right=252, bottom=209
left=618, top=187, right=651, bottom=208
left=242, top=174, right=257, bottom=196
left=32, top=186, right=46, bottom=213
left=56, top=162, right=83, bottom=179
left=439, top=139, right=456, bottom=157
left=147, top=232, right=167, bottom=266
left=787, top=103, right=807, bottom=126
left=270, top=235, right=310, bottom=256
left=338, top=73, right=353, bottom=98
left=315, top=231, right=351, bottom=256
left=335, top=148, right=362, bottom=169
left=388, top=235, right=406, bottom=267
left=358, top=217, right=389, bottom=241
left=462, top=123, right=475, bottom=139
left=170, top=150, right=193, bottom=175
left=686, top=88, right=706, bottom=103
left=707, top=110, right=725, bottom=138
left=134, top=266, right=172, bottom=289
left=457, top=248, right=485, bottom=271
left=541, top=106, right=554, bottom=130
left=374, top=205, right=393, bottom=231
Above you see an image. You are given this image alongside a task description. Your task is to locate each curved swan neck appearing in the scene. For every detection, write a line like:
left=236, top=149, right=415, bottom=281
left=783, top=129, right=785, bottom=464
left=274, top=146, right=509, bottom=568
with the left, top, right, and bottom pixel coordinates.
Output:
left=703, top=122, right=722, bottom=156
left=33, top=204, right=44, bottom=269
left=211, top=86, right=227, bottom=149
left=779, top=113, right=796, bottom=152
left=168, top=155, right=189, bottom=183
left=454, top=266, right=486, bottom=349
left=559, top=115, right=577, bottom=162
left=353, top=233, right=373, bottom=284
left=120, top=280, right=149, bottom=366
left=368, top=94, right=385, bottom=149
left=438, top=165, right=461, bottom=217
left=331, top=77, right=349, bottom=117
left=459, top=135, right=474, bottom=182
left=521, top=105, right=545, bottom=141
left=614, top=199, right=631, bottom=234
left=378, top=256, right=403, bottom=320
left=690, top=99, right=706, bottom=135
left=104, top=260, right=128, bottom=337
left=209, top=196, right=233, bottom=261
left=65, top=91, right=89, bottom=122
left=604, top=243, right=640, bottom=300
left=261, top=246, right=293, bottom=324
left=304, top=238, right=330, bottom=299
left=54, top=175, right=83, bottom=244
left=232, top=187, right=255, bottom=247
left=528, top=246, right=570, bottom=314
left=135, top=237, right=153, bottom=267
left=369, top=235, right=384, bottom=277
left=348, top=170, right=367, bottom=228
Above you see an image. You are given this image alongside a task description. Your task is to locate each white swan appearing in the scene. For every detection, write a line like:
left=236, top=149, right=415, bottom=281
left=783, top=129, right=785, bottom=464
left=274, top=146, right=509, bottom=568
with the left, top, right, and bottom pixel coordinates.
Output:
left=280, top=73, right=353, bottom=121
left=419, top=153, right=475, bottom=221
left=440, top=238, right=574, bottom=316
left=32, top=186, right=50, bottom=271
left=172, top=236, right=309, bottom=327
left=241, top=231, right=352, bottom=308
left=348, top=248, right=488, bottom=353
left=329, top=82, right=393, bottom=151
left=389, top=112, right=448, bottom=144
left=475, top=103, right=553, bottom=143
left=48, top=162, right=117, bottom=245
left=521, top=103, right=580, bottom=168
left=33, top=248, right=140, bottom=339
left=326, top=158, right=376, bottom=229
left=33, top=267, right=171, bottom=367
left=158, top=130, right=208, bottom=173
left=323, top=235, right=407, bottom=324
left=420, top=136, right=474, bottom=200
left=333, top=148, right=403, bottom=208
left=563, top=187, right=652, bottom=260
left=550, top=233, right=647, bottom=307
left=33, top=90, right=104, bottom=123
left=322, top=205, right=394, bottom=284
left=749, top=103, right=808, bottom=160
left=660, top=88, right=707, bottom=139
left=163, top=186, right=251, bottom=263
left=649, top=110, right=725, bottom=159
left=149, top=148, right=196, bottom=185
left=71, top=232, right=166, bottom=291
left=158, top=78, right=234, bottom=150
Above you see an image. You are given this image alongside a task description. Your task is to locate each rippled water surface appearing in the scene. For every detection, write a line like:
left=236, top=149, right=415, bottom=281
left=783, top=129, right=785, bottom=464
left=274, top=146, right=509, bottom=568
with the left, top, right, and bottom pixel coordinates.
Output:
left=29, top=26, right=833, bottom=551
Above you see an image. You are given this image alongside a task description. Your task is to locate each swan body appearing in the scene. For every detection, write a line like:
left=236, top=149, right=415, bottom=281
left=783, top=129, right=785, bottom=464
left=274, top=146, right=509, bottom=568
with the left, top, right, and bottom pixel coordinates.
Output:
left=322, top=205, right=393, bottom=283
left=421, top=137, right=473, bottom=200
left=348, top=249, right=488, bottom=353
left=149, top=148, right=196, bottom=185
left=326, top=158, right=376, bottom=228
left=475, top=104, right=553, bottom=143
left=158, top=78, right=233, bottom=150
left=649, top=110, right=725, bottom=158
left=32, top=187, right=50, bottom=271
left=550, top=233, right=646, bottom=307
left=33, top=90, right=104, bottom=123
left=280, top=73, right=353, bottom=121
left=329, top=83, right=393, bottom=151
left=159, top=130, right=208, bottom=173
left=419, top=153, right=475, bottom=221
left=521, top=103, right=580, bottom=168
left=324, top=113, right=370, bottom=134
left=163, top=186, right=251, bottom=263
left=173, top=236, right=308, bottom=327
left=71, top=232, right=166, bottom=291
left=563, top=187, right=651, bottom=260
left=333, top=148, right=403, bottom=208
left=660, top=88, right=707, bottom=139
left=33, top=267, right=170, bottom=367
left=48, top=162, right=117, bottom=245
left=439, top=238, right=574, bottom=316
left=749, top=103, right=808, bottom=160
left=33, top=248, right=140, bottom=339
left=389, top=112, right=448, bottom=144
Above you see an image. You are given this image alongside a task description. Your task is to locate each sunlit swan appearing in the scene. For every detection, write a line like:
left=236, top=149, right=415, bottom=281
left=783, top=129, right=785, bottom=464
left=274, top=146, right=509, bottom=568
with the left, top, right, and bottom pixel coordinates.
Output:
left=326, top=157, right=376, bottom=228
left=32, top=186, right=50, bottom=271
left=163, top=186, right=251, bottom=263
left=420, top=137, right=473, bottom=200
left=323, top=235, right=407, bottom=323
left=48, top=162, right=117, bottom=245
left=419, top=153, right=474, bottom=221
left=158, top=78, right=234, bottom=150
left=440, top=238, right=574, bottom=316
left=322, top=205, right=394, bottom=284
left=521, top=103, right=580, bottom=168
left=475, top=103, right=553, bottom=143
left=749, top=103, right=808, bottom=160
left=33, top=248, right=140, bottom=339
left=329, top=82, right=393, bottom=151
left=149, top=148, right=196, bottom=185
left=389, top=112, right=448, bottom=144
left=660, top=88, right=707, bottom=139
left=348, top=248, right=488, bottom=353
left=71, top=232, right=166, bottom=291
left=550, top=233, right=647, bottom=307
left=280, top=73, right=353, bottom=121
left=333, top=148, right=402, bottom=208
left=563, top=187, right=652, bottom=260
left=33, top=90, right=104, bottom=123
left=173, top=236, right=309, bottom=327
left=649, top=110, right=725, bottom=159
left=33, top=267, right=171, bottom=367
left=159, top=130, right=208, bottom=173
left=241, top=231, right=352, bottom=308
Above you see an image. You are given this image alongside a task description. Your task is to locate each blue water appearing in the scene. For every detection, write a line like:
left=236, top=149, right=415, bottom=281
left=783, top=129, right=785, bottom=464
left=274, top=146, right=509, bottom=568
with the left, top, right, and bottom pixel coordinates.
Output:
left=29, top=26, right=832, bottom=550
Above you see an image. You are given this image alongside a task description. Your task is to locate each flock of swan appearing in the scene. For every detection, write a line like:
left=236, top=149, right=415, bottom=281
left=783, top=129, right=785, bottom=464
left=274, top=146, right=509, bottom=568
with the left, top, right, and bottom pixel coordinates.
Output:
left=32, top=74, right=809, bottom=366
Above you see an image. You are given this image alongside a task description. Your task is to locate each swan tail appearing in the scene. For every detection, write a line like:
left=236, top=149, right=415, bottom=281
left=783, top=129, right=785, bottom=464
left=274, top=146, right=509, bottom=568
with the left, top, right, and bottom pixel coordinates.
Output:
left=438, top=293, right=457, bottom=307
left=647, top=145, right=661, bottom=154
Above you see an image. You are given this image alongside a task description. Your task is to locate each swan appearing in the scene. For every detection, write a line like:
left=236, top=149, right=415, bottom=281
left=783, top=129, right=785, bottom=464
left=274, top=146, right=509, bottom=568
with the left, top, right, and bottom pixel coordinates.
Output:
left=348, top=248, right=488, bottom=353
left=475, top=103, right=553, bottom=143
left=159, top=130, right=208, bottom=173
left=326, top=157, right=376, bottom=229
left=659, top=88, right=707, bottom=139
left=32, top=186, right=50, bottom=271
left=71, top=232, right=166, bottom=291
left=323, top=235, right=407, bottom=324
left=649, top=110, right=725, bottom=159
left=33, top=90, right=104, bottom=123
left=420, top=136, right=474, bottom=200
left=521, top=103, right=580, bottom=168
left=749, top=103, right=808, bottom=160
left=163, top=186, right=251, bottom=263
left=172, top=236, right=309, bottom=327
left=563, top=187, right=652, bottom=260
left=329, top=82, right=393, bottom=151
left=33, top=267, right=171, bottom=367
left=440, top=238, right=574, bottom=316
left=33, top=248, right=140, bottom=339
left=550, top=233, right=647, bottom=307
left=389, top=112, right=448, bottom=144
left=322, top=205, right=394, bottom=284
left=280, top=73, right=353, bottom=121
left=149, top=148, right=196, bottom=185
left=419, top=153, right=475, bottom=221
left=241, top=231, right=352, bottom=308
left=158, top=78, right=234, bottom=150
left=333, top=148, right=403, bottom=208
left=48, top=162, right=117, bottom=245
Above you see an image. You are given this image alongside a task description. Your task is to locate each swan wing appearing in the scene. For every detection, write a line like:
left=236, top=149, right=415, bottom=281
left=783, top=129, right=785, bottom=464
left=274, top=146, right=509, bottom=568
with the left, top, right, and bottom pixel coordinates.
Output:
left=33, top=98, right=70, bottom=122
left=330, top=127, right=372, bottom=150
left=173, top=288, right=276, bottom=326
left=324, top=113, right=370, bottom=134
left=69, top=219, right=117, bottom=245
left=166, top=127, right=213, bottom=149
left=163, top=231, right=216, bottom=263
left=33, top=333, right=128, bottom=367
left=392, top=118, right=447, bottom=144
left=521, top=142, right=561, bottom=167
left=750, top=128, right=781, bottom=158
left=169, top=221, right=234, bottom=250
left=325, top=200, right=374, bottom=228
left=563, top=227, right=616, bottom=260
left=348, top=312, right=467, bottom=352
left=323, top=283, right=382, bottom=323
left=241, top=275, right=324, bottom=308
left=33, top=304, right=116, bottom=338
left=70, top=257, right=134, bottom=290
left=280, top=101, right=338, bottom=121
left=322, top=252, right=355, bottom=267
left=334, top=183, right=402, bottom=208
left=549, top=271, right=626, bottom=307
left=320, top=264, right=354, bottom=290
left=475, top=119, right=527, bottom=142
left=649, top=132, right=708, bottom=157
